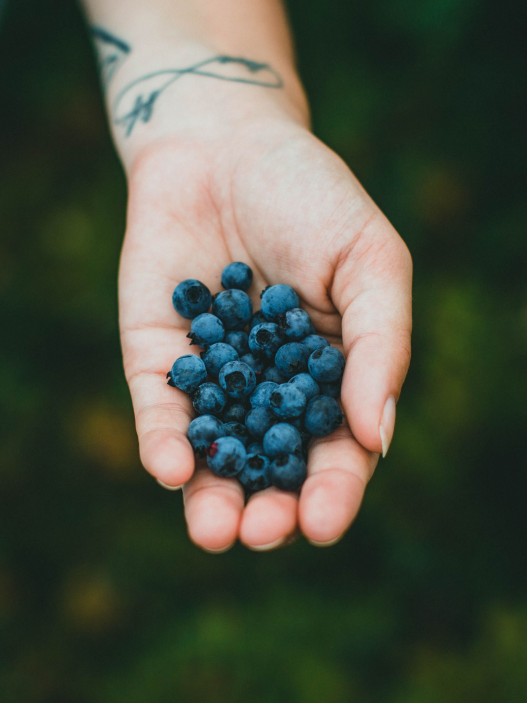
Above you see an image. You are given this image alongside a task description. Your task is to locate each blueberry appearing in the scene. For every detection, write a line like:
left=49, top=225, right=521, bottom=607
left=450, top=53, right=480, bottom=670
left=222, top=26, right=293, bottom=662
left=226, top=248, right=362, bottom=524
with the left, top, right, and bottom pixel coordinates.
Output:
left=287, top=373, right=320, bottom=400
left=308, top=346, right=345, bottom=383
left=218, top=361, right=257, bottom=399
left=247, top=442, right=264, bottom=455
left=223, top=402, right=248, bottom=424
left=269, top=384, right=307, bottom=420
left=249, top=381, right=278, bottom=408
left=187, top=312, right=224, bottom=347
left=167, top=354, right=207, bottom=393
left=304, top=395, right=343, bottom=437
left=201, top=343, right=239, bottom=377
left=239, top=352, right=266, bottom=376
left=187, top=415, right=225, bottom=455
left=262, top=366, right=288, bottom=384
left=245, top=406, right=276, bottom=438
left=207, top=436, right=247, bottom=477
left=192, top=382, right=227, bottom=416
left=263, top=422, right=302, bottom=457
left=224, top=421, right=252, bottom=447
left=318, top=381, right=341, bottom=398
left=212, top=289, right=253, bottom=330
left=275, top=342, right=309, bottom=376
left=270, top=453, right=307, bottom=491
left=249, top=310, right=267, bottom=330
left=302, top=334, right=330, bottom=355
left=277, top=308, right=314, bottom=341
left=221, top=261, right=253, bottom=291
left=260, top=284, right=300, bottom=320
left=224, top=330, right=249, bottom=356
left=238, top=453, right=271, bottom=492
left=172, top=279, right=212, bottom=319
left=248, top=322, right=284, bottom=359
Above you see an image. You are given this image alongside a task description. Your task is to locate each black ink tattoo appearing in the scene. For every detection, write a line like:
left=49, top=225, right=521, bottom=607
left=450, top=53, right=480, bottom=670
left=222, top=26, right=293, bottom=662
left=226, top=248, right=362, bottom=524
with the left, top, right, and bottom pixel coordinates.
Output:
left=90, top=25, right=131, bottom=87
left=113, top=56, right=283, bottom=137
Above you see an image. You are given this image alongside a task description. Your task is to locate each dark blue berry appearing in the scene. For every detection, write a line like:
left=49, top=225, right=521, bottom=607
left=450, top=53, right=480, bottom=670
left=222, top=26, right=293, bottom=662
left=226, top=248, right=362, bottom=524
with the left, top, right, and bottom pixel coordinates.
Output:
left=302, top=334, right=330, bottom=355
left=260, top=284, right=300, bottom=320
left=187, top=415, right=225, bottom=455
left=248, top=322, right=284, bottom=359
left=275, top=342, right=309, bottom=376
left=239, top=352, right=266, bottom=376
left=187, top=313, right=224, bottom=346
left=318, top=381, right=341, bottom=398
left=308, top=346, right=345, bottom=383
left=224, top=330, right=249, bottom=356
left=304, top=395, right=343, bottom=437
left=172, top=279, right=212, bottom=319
left=262, top=366, right=288, bottom=384
left=269, top=384, right=307, bottom=420
left=277, top=308, right=313, bottom=340
left=249, top=310, right=267, bottom=330
left=218, top=361, right=257, bottom=399
left=249, top=381, right=278, bottom=408
left=263, top=422, right=302, bottom=457
left=192, top=382, right=226, bottom=416
left=224, top=421, right=252, bottom=447
left=223, top=403, right=248, bottom=424
left=247, top=442, right=264, bottom=455
left=201, top=343, right=238, bottom=377
left=287, top=373, right=320, bottom=400
left=221, top=262, right=253, bottom=291
left=245, top=406, right=276, bottom=438
left=212, top=289, right=252, bottom=330
left=238, top=453, right=271, bottom=492
left=270, top=453, right=307, bottom=491
left=207, top=437, right=247, bottom=477
left=167, top=355, right=207, bottom=393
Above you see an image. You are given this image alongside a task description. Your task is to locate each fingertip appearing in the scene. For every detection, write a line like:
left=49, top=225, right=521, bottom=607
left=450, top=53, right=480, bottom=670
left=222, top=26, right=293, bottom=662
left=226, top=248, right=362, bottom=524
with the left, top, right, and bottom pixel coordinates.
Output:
left=239, top=489, right=298, bottom=550
left=140, top=429, right=195, bottom=485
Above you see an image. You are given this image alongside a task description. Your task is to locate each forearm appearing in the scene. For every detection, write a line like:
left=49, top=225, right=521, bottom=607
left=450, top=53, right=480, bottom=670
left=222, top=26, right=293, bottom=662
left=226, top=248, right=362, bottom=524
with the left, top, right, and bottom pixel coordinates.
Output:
left=82, top=0, right=310, bottom=171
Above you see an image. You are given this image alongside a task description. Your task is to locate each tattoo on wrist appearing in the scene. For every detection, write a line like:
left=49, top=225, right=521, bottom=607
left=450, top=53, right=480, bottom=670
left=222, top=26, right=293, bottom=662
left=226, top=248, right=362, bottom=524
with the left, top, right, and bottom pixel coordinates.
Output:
left=90, top=25, right=131, bottom=87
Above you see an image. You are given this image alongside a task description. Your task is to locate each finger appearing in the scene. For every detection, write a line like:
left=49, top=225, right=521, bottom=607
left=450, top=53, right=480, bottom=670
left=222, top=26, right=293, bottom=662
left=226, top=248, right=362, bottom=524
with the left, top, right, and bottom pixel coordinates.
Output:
left=331, top=213, right=412, bottom=455
left=183, top=466, right=245, bottom=552
left=299, top=424, right=378, bottom=545
left=239, top=487, right=298, bottom=551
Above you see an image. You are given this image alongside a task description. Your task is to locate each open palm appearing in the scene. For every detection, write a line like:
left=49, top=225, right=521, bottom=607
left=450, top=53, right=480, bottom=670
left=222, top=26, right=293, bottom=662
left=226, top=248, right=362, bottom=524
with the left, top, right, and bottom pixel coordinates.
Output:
left=119, top=123, right=412, bottom=551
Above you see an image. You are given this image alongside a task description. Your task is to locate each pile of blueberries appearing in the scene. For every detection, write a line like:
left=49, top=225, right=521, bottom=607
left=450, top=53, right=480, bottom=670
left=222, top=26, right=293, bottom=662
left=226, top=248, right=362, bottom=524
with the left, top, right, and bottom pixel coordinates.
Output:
left=167, top=262, right=344, bottom=493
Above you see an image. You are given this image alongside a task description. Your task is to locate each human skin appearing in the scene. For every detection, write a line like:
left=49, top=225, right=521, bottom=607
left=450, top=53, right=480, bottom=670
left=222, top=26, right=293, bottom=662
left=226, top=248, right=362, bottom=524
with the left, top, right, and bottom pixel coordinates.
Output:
left=82, top=0, right=413, bottom=552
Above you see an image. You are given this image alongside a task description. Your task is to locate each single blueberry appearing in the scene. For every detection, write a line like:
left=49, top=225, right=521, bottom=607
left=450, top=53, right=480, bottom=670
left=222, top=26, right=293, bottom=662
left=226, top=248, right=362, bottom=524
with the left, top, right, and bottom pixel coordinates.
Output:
left=262, top=366, right=288, bottom=384
left=263, top=422, right=302, bottom=458
left=224, top=330, right=249, bottom=356
left=247, top=442, right=264, bottom=455
left=187, top=415, right=225, bottom=455
left=207, top=436, right=247, bottom=477
left=308, top=346, right=345, bottom=383
left=248, top=322, right=284, bottom=359
left=172, top=279, right=212, bottom=319
left=218, top=361, right=257, bottom=399
left=249, top=310, right=267, bottom=330
left=275, top=342, right=310, bottom=376
left=221, top=261, right=253, bottom=291
left=212, top=289, right=253, bottom=330
left=260, top=284, right=300, bottom=320
left=277, top=308, right=314, bottom=341
left=223, top=403, right=248, bottom=424
left=302, top=334, right=330, bottom=355
left=318, top=381, right=341, bottom=398
left=224, top=421, right=252, bottom=447
left=245, top=406, right=276, bottom=438
left=187, top=312, right=224, bottom=347
left=249, top=381, right=279, bottom=408
left=167, top=355, right=207, bottom=394
left=270, top=453, right=307, bottom=492
left=269, top=384, right=307, bottom=420
left=238, top=453, right=272, bottom=492
left=287, top=373, right=320, bottom=400
left=192, top=382, right=227, bottom=416
left=304, top=395, right=343, bottom=437
left=201, top=343, right=239, bottom=377
left=239, top=352, right=266, bottom=376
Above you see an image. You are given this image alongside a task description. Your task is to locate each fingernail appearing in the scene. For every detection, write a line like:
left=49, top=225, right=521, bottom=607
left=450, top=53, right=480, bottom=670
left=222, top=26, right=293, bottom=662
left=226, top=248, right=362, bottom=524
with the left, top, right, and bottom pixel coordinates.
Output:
left=379, top=395, right=396, bottom=458
left=308, top=535, right=344, bottom=548
left=248, top=537, right=285, bottom=552
left=203, top=544, right=234, bottom=554
left=157, top=479, right=184, bottom=491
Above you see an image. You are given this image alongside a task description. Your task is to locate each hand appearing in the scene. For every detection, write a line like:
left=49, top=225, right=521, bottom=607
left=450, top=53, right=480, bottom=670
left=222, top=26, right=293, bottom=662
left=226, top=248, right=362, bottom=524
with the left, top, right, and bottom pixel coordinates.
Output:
left=119, top=119, right=412, bottom=551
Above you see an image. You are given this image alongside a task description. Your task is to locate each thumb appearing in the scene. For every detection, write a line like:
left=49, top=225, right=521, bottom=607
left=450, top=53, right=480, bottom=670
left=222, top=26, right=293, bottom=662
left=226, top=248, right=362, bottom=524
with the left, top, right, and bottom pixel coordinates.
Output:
left=331, top=213, right=412, bottom=456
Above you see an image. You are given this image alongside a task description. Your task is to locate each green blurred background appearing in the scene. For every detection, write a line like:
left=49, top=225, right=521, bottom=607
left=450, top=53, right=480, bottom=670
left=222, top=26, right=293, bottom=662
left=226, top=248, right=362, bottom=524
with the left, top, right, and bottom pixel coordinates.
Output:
left=0, top=0, right=525, bottom=701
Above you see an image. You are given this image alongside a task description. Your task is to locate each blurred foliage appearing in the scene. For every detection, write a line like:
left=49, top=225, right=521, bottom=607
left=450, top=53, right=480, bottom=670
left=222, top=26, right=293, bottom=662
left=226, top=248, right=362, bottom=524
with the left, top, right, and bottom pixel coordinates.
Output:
left=0, top=0, right=525, bottom=701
